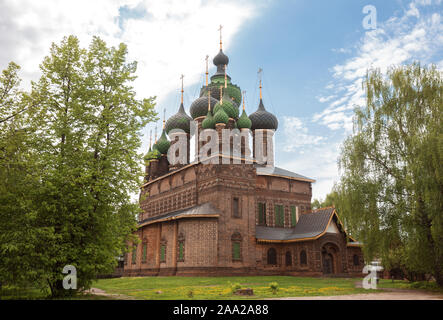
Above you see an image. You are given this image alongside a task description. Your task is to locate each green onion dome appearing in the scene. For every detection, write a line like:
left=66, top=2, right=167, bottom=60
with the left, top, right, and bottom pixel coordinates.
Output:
left=155, top=129, right=171, bottom=154
left=201, top=109, right=216, bottom=129
left=213, top=106, right=229, bottom=125
left=229, top=96, right=240, bottom=108
left=237, top=109, right=252, bottom=129
left=224, top=84, right=242, bottom=106
left=190, top=95, right=219, bottom=119
left=213, top=92, right=239, bottom=119
left=151, top=141, right=158, bottom=152
left=205, top=83, right=241, bottom=106
left=249, top=99, right=279, bottom=130
left=165, top=103, right=192, bottom=134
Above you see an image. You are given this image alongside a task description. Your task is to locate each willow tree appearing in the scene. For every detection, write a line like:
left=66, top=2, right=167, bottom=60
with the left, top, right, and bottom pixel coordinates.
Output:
left=336, top=63, right=442, bottom=285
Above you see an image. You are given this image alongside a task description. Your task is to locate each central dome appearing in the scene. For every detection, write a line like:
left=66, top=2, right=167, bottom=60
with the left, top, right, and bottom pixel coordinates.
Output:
left=213, top=49, right=229, bottom=66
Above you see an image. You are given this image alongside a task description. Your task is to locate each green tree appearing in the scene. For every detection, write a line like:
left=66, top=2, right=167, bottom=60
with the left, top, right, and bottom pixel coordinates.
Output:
left=0, top=62, right=46, bottom=290
left=336, top=63, right=443, bottom=285
left=311, top=190, right=340, bottom=210
left=0, top=35, right=157, bottom=297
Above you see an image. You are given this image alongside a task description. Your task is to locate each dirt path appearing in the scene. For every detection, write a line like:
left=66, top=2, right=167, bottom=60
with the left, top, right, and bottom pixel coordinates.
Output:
left=275, top=288, right=443, bottom=300
left=86, top=288, right=135, bottom=300
left=87, top=287, right=443, bottom=300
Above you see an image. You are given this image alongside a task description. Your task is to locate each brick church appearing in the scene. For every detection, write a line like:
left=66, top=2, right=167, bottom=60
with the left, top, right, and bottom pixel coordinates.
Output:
left=123, top=33, right=363, bottom=277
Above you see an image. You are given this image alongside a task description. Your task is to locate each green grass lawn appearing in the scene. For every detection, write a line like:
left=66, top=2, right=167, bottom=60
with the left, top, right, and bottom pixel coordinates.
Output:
left=93, top=276, right=369, bottom=300
left=377, top=279, right=443, bottom=293
left=3, top=277, right=440, bottom=300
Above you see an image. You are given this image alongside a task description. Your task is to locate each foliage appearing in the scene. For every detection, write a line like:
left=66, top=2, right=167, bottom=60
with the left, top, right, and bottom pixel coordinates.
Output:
left=269, top=282, right=279, bottom=294
left=230, top=282, right=241, bottom=294
left=0, top=35, right=157, bottom=297
left=335, top=63, right=443, bottom=286
left=311, top=191, right=340, bottom=210
left=144, top=148, right=161, bottom=163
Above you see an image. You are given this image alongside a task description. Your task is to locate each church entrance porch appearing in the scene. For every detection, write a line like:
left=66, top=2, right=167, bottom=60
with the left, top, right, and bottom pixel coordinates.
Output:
left=322, top=252, right=334, bottom=274
left=321, top=243, right=340, bottom=275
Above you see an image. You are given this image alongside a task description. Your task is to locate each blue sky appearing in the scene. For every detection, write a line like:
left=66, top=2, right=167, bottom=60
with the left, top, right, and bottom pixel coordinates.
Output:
left=1, top=0, right=442, bottom=200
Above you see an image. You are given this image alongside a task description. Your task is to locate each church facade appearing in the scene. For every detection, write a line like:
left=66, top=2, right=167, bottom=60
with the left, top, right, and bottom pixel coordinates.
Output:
left=123, top=39, right=363, bottom=277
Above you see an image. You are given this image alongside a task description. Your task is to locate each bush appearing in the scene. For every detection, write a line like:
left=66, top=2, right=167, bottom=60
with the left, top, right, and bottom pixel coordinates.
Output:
left=231, top=283, right=241, bottom=294
left=410, top=281, right=439, bottom=290
left=269, top=282, right=279, bottom=294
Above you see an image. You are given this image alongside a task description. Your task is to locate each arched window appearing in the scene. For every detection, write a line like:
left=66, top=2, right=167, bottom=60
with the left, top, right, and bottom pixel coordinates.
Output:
left=267, top=248, right=277, bottom=265
left=285, top=251, right=292, bottom=266
left=353, top=254, right=359, bottom=266
left=300, top=250, right=307, bottom=265
left=231, top=232, right=242, bottom=261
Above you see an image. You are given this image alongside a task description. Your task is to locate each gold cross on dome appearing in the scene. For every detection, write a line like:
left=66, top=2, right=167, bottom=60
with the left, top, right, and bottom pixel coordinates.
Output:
left=180, top=74, right=184, bottom=103
left=205, top=55, right=209, bottom=85
left=258, top=68, right=263, bottom=99
left=218, top=25, right=223, bottom=49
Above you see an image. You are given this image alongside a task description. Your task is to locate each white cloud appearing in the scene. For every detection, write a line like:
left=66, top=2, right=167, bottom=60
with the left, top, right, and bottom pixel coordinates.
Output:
left=0, top=0, right=265, bottom=106
left=282, top=116, right=325, bottom=151
left=317, top=95, right=336, bottom=103
left=281, top=142, right=341, bottom=201
left=0, top=0, right=268, bottom=171
left=313, top=0, right=443, bottom=133
left=291, top=0, right=443, bottom=200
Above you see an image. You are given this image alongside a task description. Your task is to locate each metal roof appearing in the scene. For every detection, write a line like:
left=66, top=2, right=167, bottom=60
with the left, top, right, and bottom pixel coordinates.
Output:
left=138, top=202, right=220, bottom=227
left=256, top=207, right=335, bottom=241
left=255, top=166, right=315, bottom=182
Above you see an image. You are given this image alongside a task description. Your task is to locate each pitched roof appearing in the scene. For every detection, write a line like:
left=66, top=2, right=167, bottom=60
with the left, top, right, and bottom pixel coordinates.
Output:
left=255, top=166, right=315, bottom=182
left=138, top=202, right=220, bottom=227
left=256, top=207, right=336, bottom=242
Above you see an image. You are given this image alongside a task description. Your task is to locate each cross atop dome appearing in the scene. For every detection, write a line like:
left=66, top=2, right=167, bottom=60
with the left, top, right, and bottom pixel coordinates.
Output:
left=218, top=24, right=223, bottom=50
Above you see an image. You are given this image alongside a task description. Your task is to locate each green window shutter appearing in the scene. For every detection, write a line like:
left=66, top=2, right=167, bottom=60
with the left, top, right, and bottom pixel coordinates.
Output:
left=132, top=245, right=137, bottom=264
left=275, top=205, right=284, bottom=227
left=274, top=205, right=278, bottom=226
left=258, top=203, right=264, bottom=225
left=281, top=206, right=285, bottom=226
left=291, top=206, right=296, bottom=227
left=142, top=243, right=147, bottom=263
left=178, top=242, right=184, bottom=261
left=232, top=242, right=240, bottom=260
left=160, top=244, right=166, bottom=262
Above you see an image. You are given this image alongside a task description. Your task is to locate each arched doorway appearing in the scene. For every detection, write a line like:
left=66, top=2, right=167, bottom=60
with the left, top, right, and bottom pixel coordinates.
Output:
left=321, top=243, right=339, bottom=275
left=322, top=250, right=334, bottom=274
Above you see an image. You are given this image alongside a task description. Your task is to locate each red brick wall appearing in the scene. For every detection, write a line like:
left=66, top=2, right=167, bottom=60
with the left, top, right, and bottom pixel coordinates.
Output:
left=124, top=160, right=363, bottom=277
